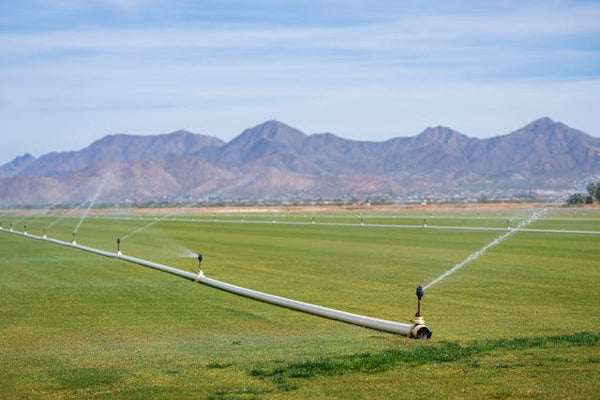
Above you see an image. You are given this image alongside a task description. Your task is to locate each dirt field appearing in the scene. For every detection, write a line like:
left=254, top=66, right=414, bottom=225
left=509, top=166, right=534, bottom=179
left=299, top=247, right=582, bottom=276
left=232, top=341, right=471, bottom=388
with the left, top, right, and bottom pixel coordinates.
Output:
left=2, top=202, right=598, bottom=217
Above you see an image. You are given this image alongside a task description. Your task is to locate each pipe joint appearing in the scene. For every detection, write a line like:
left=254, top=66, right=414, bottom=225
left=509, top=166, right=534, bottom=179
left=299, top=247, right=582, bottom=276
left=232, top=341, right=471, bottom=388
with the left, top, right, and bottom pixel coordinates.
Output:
left=408, top=323, right=432, bottom=339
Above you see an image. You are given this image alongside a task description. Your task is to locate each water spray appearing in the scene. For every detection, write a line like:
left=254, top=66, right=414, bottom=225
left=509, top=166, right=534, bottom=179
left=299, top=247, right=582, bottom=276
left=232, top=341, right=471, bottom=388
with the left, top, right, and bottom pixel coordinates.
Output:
left=120, top=205, right=193, bottom=241
left=423, top=204, right=553, bottom=291
left=43, top=201, right=84, bottom=231
left=73, top=172, right=110, bottom=234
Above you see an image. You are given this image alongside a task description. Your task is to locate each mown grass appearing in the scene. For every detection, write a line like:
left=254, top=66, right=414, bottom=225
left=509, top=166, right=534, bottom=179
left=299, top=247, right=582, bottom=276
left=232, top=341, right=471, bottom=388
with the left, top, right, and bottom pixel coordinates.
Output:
left=1, top=206, right=599, bottom=398
left=250, top=332, right=598, bottom=391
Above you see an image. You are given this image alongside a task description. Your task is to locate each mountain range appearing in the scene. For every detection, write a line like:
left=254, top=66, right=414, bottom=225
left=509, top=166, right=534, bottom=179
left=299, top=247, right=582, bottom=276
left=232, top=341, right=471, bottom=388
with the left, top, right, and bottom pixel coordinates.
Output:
left=1, top=117, right=599, bottom=205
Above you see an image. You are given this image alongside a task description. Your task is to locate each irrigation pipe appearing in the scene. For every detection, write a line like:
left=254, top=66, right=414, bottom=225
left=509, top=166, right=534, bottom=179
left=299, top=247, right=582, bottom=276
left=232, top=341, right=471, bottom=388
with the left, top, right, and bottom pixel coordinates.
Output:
left=83, top=215, right=600, bottom=235
left=1, top=228, right=431, bottom=338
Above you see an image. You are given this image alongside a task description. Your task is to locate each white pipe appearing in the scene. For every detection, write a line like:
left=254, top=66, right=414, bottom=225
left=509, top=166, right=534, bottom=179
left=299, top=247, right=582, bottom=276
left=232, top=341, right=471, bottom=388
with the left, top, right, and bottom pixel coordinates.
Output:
left=1, top=228, right=431, bottom=337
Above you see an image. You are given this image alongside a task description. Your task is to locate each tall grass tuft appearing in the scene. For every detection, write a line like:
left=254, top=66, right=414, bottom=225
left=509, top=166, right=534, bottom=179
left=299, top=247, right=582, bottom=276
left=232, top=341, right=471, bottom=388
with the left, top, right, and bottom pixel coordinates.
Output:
left=250, top=332, right=598, bottom=391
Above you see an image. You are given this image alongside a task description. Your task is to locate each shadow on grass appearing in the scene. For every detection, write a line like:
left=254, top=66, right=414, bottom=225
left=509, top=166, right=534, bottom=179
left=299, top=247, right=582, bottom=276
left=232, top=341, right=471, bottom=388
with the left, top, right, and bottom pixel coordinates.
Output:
left=249, top=332, right=598, bottom=392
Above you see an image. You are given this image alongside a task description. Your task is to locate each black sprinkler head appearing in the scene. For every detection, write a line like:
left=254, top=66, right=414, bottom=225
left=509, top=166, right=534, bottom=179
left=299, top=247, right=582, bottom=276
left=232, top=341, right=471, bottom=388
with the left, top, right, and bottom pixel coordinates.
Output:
left=198, top=254, right=203, bottom=263
left=416, top=285, right=424, bottom=300
left=117, top=238, right=121, bottom=244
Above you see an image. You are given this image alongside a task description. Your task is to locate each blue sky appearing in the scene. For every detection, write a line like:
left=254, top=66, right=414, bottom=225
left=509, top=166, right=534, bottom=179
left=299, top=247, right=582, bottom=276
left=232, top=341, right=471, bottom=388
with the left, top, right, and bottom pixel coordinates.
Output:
left=1, top=0, right=599, bottom=163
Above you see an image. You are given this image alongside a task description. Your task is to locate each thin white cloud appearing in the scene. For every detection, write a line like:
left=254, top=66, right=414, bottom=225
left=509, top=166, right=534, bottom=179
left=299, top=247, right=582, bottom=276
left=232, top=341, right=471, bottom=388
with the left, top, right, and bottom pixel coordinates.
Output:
left=104, top=0, right=139, bottom=11
left=2, top=2, right=599, bottom=54
left=0, top=0, right=599, bottom=164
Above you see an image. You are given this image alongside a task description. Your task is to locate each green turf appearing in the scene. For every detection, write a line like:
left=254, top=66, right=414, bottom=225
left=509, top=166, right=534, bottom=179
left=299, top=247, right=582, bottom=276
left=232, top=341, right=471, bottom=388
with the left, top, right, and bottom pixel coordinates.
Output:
left=1, top=206, right=599, bottom=399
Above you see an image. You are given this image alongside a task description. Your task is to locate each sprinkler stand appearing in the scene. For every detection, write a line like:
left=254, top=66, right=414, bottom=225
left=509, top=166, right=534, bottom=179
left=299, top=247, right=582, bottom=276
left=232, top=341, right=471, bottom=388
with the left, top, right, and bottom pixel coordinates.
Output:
left=409, top=285, right=431, bottom=339
left=117, top=238, right=122, bottom=255
left=195, top=253, right=204, bottom=282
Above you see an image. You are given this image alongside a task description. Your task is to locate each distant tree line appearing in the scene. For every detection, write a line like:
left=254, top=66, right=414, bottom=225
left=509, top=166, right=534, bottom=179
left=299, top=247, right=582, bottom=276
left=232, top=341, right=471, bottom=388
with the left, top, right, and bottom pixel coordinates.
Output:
left=566, top=182, right=600, bottom=205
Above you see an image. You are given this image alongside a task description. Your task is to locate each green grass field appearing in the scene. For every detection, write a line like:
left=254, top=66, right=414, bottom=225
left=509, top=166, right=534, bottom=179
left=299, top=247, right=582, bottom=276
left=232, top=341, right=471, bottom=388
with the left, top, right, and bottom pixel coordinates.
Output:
left=1, top=206, right=599, bottom=399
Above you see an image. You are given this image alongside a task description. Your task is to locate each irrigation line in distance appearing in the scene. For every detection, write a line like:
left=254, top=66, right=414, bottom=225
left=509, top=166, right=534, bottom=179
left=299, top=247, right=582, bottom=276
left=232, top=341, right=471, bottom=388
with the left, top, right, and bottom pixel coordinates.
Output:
left=90, top=214, right=600, bottom=235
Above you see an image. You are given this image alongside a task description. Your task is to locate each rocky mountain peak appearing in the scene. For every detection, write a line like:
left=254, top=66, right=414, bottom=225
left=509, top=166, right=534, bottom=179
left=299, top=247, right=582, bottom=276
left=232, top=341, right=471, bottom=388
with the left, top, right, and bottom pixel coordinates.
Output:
left=522, top=117, right=556, bottom=132
left=507, top=117, right=589, bottom=145
left=217, top=120, right=308, bottom=167
left=1, top=118, right=598, bottom=205
left=230, top=120, right=307, bottom=147
left=0, top=153, right=37, bottom=178
left=169, top=129, right=196, bottom=136
left=12, top=153, right=36, bottom=164
left=416, top=126, right=470, bottom=144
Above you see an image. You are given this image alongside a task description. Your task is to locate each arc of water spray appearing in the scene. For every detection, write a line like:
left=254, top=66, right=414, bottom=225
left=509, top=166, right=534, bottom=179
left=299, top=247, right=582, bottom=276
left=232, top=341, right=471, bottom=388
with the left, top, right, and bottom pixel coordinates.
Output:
left=120, top=205, right=193, bottom=241
left=422, top=205, right=551, bottom=291
left=11, top=206, right=36, bottom=226
left=73, top=173, right=110, bottom=234
left=25, top=205, right=57, bottom=226
left=23, top=199, right=66, bottom=226
left=44, top=200, right=88, bottom=230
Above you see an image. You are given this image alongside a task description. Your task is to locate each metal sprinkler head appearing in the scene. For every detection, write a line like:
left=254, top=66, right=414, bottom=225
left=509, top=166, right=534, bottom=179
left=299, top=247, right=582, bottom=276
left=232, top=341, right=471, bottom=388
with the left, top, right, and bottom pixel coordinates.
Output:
left=71, top=231, right=77, bottom=245
left=43, top=228, right=47, bottom=238
left=415, top=285, right=424, bottom=319
left=416, top=285, right=424, bottom=300
left=116, top=238, right=121, bottom=255
left=24, top=224, right=28, bottom=234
